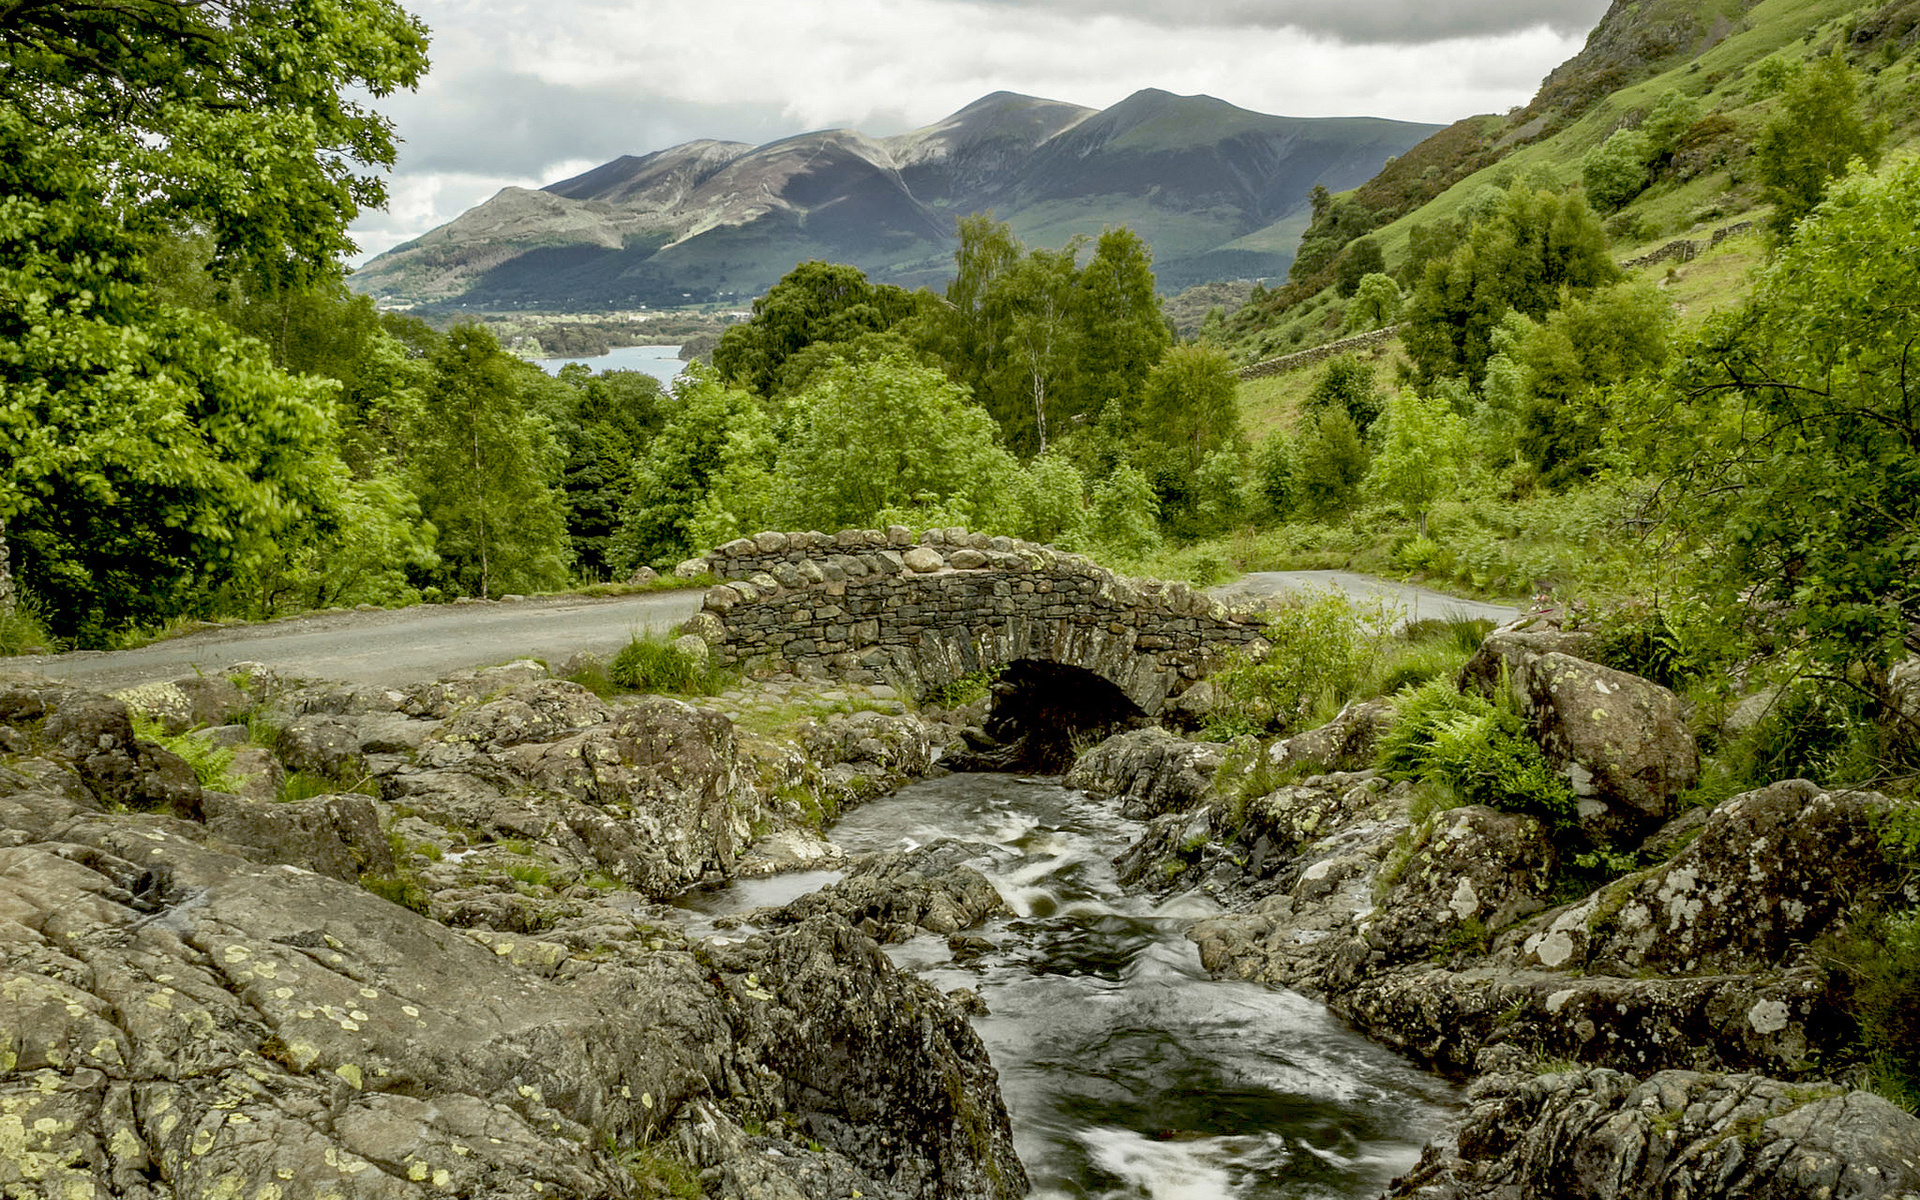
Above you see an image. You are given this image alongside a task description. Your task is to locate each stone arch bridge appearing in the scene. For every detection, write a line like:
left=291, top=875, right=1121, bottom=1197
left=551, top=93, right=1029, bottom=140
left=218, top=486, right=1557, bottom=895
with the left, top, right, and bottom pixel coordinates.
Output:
left=679, top=527, right=1268, bottom=718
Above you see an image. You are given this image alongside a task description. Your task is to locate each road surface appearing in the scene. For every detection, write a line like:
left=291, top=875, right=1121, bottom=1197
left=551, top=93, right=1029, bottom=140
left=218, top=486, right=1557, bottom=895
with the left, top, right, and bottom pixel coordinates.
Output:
left=1208, top=570, right=1523, bottom=630
left=7, top=591, right=705, bottom=692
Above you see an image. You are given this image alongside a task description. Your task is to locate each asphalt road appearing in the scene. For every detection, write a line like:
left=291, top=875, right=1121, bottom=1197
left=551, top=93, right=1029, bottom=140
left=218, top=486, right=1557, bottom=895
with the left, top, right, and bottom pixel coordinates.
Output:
left=7, top=591, right=706, bottom=692
left=1207, top=570, right=1524, bottom=630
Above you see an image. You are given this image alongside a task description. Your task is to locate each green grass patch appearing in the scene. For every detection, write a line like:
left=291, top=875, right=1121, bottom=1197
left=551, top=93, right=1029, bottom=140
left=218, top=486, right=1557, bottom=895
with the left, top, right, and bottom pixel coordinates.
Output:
left=609, top=634, right=726, bottom=695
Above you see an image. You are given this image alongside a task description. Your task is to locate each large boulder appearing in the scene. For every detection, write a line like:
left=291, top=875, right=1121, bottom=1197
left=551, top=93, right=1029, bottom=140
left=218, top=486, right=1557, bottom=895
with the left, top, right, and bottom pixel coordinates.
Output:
left=1389, top=1067, right=1920, bottom=1200
left=1516, top=652, right=1697, bottom=842
left=0, top=769, right=1027, bottom=1200
left=36, top=686, right=201, bottom=814
left=1507, top=780, right=1906, bottom=978
left=203, top=790, right=396, bottom=882
left=761, top=841, right=1006, bottom=943
left=1342, top=805, right=1556, bottom=978
left=1456, top=616, right=1600, bottom=698
left=697, top=917, right=1028, bottom=1200
left=500, top=697, right=762, bottom=897
left=1064, top=727, right=1223, bottom=819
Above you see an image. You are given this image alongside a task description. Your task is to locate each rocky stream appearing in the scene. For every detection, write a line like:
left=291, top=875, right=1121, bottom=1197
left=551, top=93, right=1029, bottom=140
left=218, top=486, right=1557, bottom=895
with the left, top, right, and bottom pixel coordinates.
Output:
left=4, top=604, right=1920, bottom=1199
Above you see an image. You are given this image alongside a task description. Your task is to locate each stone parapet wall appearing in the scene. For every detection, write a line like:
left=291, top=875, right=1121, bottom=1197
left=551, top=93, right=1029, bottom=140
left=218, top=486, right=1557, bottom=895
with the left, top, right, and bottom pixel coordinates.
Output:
left=678, top=527, right=1267, bottom=713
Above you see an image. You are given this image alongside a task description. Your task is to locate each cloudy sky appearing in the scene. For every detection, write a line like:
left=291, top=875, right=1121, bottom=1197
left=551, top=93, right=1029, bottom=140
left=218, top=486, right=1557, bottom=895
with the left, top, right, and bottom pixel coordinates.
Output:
left=347, top=0, right=1612, bottom=263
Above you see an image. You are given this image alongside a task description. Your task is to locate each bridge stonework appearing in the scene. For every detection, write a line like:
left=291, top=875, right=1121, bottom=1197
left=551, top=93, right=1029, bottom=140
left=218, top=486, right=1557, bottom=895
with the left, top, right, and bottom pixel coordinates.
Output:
left=678, top=527, right=1268, bottom=715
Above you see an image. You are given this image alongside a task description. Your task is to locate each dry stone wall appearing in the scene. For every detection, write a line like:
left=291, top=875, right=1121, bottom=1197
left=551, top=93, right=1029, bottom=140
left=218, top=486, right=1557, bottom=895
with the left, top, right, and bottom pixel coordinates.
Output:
left=679, top=527, right=1268, bottom=714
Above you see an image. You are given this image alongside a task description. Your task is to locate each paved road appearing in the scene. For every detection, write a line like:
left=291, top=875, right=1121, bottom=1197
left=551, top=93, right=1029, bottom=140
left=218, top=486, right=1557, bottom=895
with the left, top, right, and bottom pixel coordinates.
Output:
left=1207, top=570, right=1523, bottom=630
left=6, top=591, right=705, bottom=691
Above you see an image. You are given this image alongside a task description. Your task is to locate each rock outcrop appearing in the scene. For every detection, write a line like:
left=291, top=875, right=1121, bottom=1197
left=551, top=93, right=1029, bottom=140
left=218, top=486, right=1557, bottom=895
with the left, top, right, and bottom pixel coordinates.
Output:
left=0, top=668, right=1022, bottom=1200
left=1390, top=1068, right=1920, bottom=1200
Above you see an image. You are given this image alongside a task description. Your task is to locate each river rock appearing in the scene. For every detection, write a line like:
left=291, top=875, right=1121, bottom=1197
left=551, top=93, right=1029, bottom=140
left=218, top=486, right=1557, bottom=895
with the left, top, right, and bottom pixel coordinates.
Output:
left=761, top=841, right=1006, bottom=943
left=1506, top=779, right=1905, bottom=978
left=697, top=916, right=1028, bottom=1199
left=1388, top=1067, right=1920, bottom=1200
left=1266, top=697, right=1396, bottom=774
left=1065, top=727, right=1224, bottom=818
left=1516, top=652, right=1696, bottom=843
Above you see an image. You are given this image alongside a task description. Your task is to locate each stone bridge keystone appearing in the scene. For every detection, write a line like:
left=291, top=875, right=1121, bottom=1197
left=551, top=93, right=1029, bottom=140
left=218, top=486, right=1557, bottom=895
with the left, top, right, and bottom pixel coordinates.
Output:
left=678, top=527, right=1267, bottom=715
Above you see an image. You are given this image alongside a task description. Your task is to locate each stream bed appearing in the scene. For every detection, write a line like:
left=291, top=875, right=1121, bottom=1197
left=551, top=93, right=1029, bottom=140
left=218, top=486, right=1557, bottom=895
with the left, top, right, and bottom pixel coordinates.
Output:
left=677, top=772, right=1456, bottom=1199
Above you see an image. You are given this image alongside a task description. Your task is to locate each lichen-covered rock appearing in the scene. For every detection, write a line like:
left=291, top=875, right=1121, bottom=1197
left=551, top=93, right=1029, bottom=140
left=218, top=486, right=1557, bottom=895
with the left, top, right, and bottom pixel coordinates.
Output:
left=1065, top=727, right=1223, bottom=818
left=697, top=917, right=1028, bottom=1200
left=276, top=714, right=370, bottom=783
left=1348, top=805, right=1555, bottom=975
left=499, top=698, right=761, bottom=897
left=1266, top=697, right=1396, bottom=775
left=427, top=679, right=612, bottom=753
left=1507, top=780, right=1905, bottom=978
left=757, top=841, right=1006, bottom=943
left=1388, top=1068, right=1920, bottom=1200
left=34, top=686, right=202, bottom=814
left=0, top=752, right=1025, bottom=1200
left=203, top=789, right=395, bottom=882
left=1517, top=651, right=1696, bottom=842
left=1455, top=616, right=1599, bottom=699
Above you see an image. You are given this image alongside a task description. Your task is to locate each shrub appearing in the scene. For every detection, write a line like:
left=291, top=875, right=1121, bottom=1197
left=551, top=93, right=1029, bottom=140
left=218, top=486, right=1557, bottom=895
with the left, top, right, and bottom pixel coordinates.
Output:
left=609, top=635, right=721, bottom=695
left=1203, top=590, right=1388, bottom=737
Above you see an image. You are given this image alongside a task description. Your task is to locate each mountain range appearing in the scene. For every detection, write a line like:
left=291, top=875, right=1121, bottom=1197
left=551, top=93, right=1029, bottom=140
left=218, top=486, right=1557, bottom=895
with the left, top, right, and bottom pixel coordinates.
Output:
left=349, top=89, right=1441, bottom=309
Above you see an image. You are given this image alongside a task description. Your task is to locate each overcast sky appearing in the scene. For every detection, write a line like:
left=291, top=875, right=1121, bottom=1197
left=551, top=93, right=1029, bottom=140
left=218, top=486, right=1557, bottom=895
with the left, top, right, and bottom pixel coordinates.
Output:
left=346, top=0, right=1611, bottom=263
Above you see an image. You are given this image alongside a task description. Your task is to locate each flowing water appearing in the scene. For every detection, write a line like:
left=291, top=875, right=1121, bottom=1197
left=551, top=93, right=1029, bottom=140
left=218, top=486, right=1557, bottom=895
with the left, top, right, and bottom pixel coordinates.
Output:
left=677, top=772, right=1455, bottom=1199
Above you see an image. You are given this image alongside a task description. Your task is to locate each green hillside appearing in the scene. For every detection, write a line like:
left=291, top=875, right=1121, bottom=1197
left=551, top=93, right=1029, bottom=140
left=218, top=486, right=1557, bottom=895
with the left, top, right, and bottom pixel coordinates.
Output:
left=1220, top=0, right=1920, bottom=362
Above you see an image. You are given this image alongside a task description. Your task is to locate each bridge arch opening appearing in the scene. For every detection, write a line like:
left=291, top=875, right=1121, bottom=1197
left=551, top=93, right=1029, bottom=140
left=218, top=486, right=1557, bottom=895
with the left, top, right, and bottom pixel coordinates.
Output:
left=946, top=658, right=1151, bottom=773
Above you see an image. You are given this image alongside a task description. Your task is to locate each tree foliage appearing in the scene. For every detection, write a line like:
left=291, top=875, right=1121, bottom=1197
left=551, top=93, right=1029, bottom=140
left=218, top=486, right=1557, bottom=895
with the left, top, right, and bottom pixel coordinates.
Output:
left=933, top=217, right=1170, bottom=456
left=0, top=0, right=430, bottom=641
left=1755, top=55, right=1885, bottom=241
left=1646, top=157, right=1920, bottom=677
left=407, top=326, right=570, bottom=599
left=1401, top=183, right=1619, bottom=386
left=771, top=354, right=1019, bottom=533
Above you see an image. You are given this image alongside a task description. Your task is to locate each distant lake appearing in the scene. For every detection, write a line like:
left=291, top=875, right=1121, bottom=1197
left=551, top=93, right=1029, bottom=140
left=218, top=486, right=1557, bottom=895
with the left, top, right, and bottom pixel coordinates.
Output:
left=531, top=344, right=685, bottom=386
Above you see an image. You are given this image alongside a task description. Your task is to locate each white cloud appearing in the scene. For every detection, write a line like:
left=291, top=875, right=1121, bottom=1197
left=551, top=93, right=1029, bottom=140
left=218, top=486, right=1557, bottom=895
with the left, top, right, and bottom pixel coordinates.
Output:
left=346, top=0, right=1594, bottom=261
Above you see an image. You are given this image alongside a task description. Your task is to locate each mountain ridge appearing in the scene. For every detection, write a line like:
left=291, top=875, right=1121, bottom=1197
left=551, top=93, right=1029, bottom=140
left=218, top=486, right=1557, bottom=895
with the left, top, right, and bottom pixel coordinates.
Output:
left=350, top=89, right=1440, bottom=308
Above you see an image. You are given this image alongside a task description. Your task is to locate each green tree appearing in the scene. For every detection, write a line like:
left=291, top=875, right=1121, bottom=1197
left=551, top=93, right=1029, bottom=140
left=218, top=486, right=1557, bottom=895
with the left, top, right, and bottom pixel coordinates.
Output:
left=1402, top=182, right=1619, bottom=385
left=1647, top=157, right=1920, bottom=680
left=1344, top=272, right=1404, bottom=333
left=0, top=0, right=428, bottom=639
left=711, top=260, right=923, bottom=396
left=932, top=216, right=1167, bottom=456
left=1582, top=128, right=1654, bottom=212
left=1755, top=55, right=1886, bottom=240
left=409, top=327, right=570, bottom=599
left=1304, top=357, right=1386, bottom=436
left=771, top=354, right=1019, bottom=532
left=1088, top=464, right=1161, bottom=557
left=548, top=368, right=665, bottom=578
left=1511, top=283, right=1671, bottom=485
left=1334, top=237, right=1387, bottom=297
left=1137, top=345, right=1242, bottom=472
left=1294, top=409, right=1369, bottom=519
left=611, top=366, right=769, bottom=570
left=1367, top=388, right=1467, bottom=535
